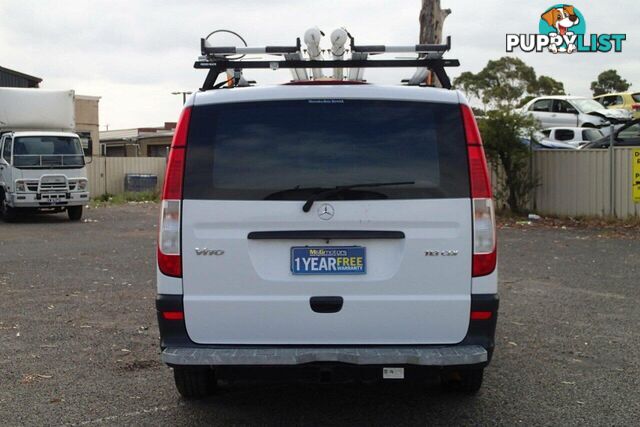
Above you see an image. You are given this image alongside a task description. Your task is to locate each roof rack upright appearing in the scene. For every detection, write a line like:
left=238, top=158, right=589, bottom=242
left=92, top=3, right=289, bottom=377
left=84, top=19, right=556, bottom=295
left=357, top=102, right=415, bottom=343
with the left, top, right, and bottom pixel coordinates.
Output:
left=195, top=33, right=459, bottom=91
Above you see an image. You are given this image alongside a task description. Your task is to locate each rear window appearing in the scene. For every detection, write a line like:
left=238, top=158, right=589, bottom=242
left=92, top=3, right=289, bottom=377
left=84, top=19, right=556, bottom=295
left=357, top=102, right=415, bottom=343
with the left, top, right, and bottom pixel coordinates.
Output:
left=555, top=129, right=575, bottom=141
left=184, top=100, right=469, bottom=200
left=632, top=93, right=640, bottom=103
left=582, top=129, right=603, bottom=141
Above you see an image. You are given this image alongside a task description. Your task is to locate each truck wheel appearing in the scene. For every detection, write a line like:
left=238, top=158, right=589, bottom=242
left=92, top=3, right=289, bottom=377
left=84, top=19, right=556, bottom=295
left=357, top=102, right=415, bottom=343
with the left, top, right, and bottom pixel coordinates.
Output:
left=173, top=367, right=216, bottom=399
left=1, top=197, right=17, bottom=222
left=441, top=368, right=484, bottom=394
left=67, top=206, right=83, bottom=221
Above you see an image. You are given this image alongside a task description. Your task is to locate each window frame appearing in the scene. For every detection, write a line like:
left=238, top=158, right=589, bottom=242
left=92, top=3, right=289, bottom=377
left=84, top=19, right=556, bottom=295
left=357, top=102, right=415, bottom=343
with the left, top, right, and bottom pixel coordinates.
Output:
left=531, top=99, right=552, bottom=112
left=183, top=99, right=471, bottom=201
left=552, top=100, right=578, bottom=114
left=554, top=129, right=575, bottom=141
left=1, top=136, right=12, bottom=163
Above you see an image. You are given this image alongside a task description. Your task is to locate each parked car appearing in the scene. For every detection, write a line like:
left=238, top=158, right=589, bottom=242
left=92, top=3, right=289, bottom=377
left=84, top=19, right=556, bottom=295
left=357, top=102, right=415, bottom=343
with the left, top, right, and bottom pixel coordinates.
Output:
left=521, top=96, right=632, bottom=129
left=520, top=136, right=576, bottom=150
left=594, top=92, right=640, bottom=119
left=156, top=35, right=498, bottom=398
left=540, top=127, right=605, bottom=148
left=581, top=119, right=640, bottom=148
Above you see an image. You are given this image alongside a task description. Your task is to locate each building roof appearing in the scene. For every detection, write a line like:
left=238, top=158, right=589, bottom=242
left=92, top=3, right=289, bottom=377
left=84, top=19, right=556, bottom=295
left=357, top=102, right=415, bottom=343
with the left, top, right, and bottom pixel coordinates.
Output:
left=76, top=94, right=102, bottom=101
left=0, top=65, right=42, bottom=87
left=100, top=122, right=176, bottom=144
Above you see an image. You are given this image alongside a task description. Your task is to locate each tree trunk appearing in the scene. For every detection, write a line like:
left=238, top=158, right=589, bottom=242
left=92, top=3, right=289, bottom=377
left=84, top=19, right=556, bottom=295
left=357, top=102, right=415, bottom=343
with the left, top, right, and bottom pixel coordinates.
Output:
left=419, top=0, right=451, bottom=45
left=418, top=0, right=452, bottom=86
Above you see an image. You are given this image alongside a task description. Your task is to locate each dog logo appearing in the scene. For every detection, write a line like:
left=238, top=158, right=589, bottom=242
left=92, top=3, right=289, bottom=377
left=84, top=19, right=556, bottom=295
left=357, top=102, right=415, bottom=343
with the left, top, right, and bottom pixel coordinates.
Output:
left=506, top=4, right=626, bottom=54
left=540, top=5, right=581, bottom=53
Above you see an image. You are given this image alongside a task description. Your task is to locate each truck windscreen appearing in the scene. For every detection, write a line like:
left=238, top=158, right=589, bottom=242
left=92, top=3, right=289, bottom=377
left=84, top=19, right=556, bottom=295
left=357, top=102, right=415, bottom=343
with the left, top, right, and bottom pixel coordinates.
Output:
left=12, top=136, right=85, bottom=168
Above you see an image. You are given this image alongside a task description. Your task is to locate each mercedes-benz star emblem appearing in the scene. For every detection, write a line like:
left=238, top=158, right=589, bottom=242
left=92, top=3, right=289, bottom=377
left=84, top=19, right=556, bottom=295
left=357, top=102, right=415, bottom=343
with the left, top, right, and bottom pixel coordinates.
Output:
left=317, top=203, right=335, bottom=220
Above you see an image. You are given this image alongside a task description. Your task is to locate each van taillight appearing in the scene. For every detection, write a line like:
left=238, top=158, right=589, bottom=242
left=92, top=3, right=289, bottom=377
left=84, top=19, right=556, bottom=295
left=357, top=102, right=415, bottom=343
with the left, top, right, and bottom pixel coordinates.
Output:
left=158, top=107, right=191, bottom=277
left=162, top=107, right=191, bottom=200
left=632, top=104, right=640, bottom=111
left=461, top=104, right=497, bottom=277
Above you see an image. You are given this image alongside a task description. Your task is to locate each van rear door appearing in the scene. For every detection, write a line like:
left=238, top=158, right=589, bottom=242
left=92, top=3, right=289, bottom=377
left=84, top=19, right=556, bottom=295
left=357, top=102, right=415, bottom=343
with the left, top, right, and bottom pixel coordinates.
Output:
left=181, top=97, right=472, bottom=345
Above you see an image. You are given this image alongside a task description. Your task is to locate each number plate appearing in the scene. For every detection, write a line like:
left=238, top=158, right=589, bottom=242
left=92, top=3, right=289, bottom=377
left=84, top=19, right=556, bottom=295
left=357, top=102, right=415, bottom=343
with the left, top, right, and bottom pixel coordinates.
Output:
left=290, top=246, right=366, bottom=275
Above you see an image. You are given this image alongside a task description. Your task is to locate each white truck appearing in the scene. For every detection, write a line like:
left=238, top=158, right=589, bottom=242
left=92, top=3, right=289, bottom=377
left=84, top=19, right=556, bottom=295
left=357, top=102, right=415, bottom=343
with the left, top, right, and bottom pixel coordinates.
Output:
left=0, top=88, right=89, bottom=221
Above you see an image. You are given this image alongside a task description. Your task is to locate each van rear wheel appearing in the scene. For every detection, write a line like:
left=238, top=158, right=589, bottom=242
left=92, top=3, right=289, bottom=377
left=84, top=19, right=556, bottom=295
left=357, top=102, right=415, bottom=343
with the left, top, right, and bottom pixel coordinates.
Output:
left=173, top=367, right=216, bottom=399
left=441, top=368, right=484, bottom=394
left=67, top=206, right=83, bottom=221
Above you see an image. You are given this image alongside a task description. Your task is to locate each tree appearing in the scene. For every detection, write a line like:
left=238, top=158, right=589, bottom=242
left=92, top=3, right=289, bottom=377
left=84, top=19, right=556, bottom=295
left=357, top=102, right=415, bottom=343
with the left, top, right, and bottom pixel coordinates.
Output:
left=453, top=57, right=549, bottom=212
left=419, top=0, right=451, bottom=45
left=531, top=75, right=565, bottom=96
left=590, top=70, right=631, bottom=96
left=419, top=0, right=451, bottom=87
left=478, top=111, right=538, bottom=213
left=453, top=57, right=563, bottom=110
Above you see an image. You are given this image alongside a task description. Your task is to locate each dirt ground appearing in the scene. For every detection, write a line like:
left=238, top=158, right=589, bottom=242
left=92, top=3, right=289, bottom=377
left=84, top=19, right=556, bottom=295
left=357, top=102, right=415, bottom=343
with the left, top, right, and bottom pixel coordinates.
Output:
left=0, top=204, right=638, bottom=426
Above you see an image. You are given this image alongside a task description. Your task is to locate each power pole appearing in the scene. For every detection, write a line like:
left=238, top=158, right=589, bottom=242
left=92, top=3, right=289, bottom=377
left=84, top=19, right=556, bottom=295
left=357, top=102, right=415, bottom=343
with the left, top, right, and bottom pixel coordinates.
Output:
left=171, top=91, right=193, bottom=104
left=419, top=0, right=451, bottom=86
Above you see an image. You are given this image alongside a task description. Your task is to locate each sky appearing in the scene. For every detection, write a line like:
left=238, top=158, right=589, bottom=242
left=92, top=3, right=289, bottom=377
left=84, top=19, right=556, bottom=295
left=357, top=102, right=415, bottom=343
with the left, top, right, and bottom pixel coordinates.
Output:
left=0, top=0, right=638, bottom=130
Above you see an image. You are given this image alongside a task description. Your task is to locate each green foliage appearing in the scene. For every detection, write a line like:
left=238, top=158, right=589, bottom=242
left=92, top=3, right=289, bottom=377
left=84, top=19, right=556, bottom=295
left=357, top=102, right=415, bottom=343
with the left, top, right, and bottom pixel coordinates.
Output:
left=478, top=110, right=539, bottom=213
left=590, top=69, right=631, bottom=96
left=94, top=193, right=113, bottom=202
left=454, top=56, right=550, bottom=213
left=517, top=95, right=536, bottom=108
left=531, top=75, right=565, bottom=96
left=454, top=56, right=564, bottom=109
left=91, top=191, right=159, bottom=207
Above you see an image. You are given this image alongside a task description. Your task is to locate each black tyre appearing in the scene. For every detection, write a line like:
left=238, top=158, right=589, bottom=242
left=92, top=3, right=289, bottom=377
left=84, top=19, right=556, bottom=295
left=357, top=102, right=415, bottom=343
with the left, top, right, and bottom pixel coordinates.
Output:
left=1, top=195, right=18, bottom=222
left=441, top=368, right=484, bottom=394
left=173, top=367, right=216, bottom=399
left=67, top=205, right=83, bottom=221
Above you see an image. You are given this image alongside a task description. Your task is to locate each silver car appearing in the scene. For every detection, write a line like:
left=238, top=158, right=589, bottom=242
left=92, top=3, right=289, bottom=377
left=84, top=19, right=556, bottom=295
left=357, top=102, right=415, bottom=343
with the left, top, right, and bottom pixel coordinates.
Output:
left=521, top=96, right=632, bottom=129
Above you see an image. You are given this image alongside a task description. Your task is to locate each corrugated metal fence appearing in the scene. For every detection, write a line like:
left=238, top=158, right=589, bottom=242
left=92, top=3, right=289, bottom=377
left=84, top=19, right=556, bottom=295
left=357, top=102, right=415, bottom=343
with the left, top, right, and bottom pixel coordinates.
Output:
left=89, top=151, right=639, bottom=218
left=493, top=148, right=639, bottom=218
left=86, top=157, right=166, bottom=196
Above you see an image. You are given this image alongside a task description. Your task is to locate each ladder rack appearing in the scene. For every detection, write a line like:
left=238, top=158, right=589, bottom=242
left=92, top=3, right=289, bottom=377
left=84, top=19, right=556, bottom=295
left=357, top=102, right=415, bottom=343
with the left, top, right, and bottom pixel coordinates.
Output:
left=195, top=35, right=459, bottom=91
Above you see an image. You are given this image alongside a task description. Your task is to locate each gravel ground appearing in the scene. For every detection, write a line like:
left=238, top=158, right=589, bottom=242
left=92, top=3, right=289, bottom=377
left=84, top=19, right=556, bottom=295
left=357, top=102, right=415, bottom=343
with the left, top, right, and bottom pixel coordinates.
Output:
left=0, top=204, right=638, bottom=426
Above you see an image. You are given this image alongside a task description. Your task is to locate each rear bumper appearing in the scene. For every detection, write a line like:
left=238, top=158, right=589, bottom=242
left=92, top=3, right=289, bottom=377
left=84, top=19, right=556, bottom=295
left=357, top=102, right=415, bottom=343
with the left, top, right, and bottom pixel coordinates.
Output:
left=156, top=294, right=499, bottom=368
left=162, top=345, right=487, bottom=366
left=8, top=191, right=89, bottom=208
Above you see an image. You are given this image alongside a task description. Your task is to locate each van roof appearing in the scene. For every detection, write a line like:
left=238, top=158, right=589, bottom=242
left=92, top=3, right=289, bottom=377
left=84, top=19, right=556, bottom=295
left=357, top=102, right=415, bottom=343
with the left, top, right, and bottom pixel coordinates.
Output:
left=190, top=84, right=464, bottom=107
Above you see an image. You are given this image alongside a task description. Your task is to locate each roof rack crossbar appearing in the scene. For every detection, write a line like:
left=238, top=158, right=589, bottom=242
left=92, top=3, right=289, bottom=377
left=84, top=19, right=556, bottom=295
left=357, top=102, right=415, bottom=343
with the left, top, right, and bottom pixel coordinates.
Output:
left=201, top=38, right=302, bottom=56
left=350, top=36, right=451, bottom=54
left=195, top=58, right=459, bottom=70
left=195, top=58, right=459, bottom=91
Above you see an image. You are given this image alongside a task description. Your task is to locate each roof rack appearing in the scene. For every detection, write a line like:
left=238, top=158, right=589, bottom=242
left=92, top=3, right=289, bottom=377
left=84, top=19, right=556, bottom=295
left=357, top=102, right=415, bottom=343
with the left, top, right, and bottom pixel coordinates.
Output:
left=194, top=33, right=459, bottom=91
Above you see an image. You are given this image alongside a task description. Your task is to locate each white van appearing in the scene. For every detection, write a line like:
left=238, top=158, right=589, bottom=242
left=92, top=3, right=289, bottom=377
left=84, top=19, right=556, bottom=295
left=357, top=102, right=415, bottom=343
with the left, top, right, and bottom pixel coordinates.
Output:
left=156, top=34, right=498, bottom=398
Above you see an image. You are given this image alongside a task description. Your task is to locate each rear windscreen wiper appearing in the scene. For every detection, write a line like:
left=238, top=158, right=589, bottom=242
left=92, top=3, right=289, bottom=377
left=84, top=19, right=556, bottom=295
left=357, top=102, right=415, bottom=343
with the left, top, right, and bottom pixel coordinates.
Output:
left=263, top=186, right=326, bottom=200
left=302, top=181, right=415, bottom=212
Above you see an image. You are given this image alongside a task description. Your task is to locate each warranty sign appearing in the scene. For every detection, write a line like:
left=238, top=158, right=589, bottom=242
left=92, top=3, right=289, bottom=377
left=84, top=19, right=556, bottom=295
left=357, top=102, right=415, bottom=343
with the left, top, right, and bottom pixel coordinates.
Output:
left=633, top=149, right=640, bottom=203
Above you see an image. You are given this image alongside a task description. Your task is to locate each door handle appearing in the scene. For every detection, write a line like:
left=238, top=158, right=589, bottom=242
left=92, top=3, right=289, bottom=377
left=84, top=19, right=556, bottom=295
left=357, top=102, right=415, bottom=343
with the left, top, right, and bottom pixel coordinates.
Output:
left=310, top=296, right=344, bottom=313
